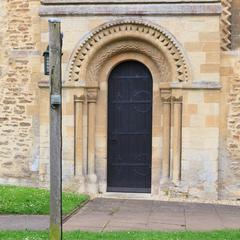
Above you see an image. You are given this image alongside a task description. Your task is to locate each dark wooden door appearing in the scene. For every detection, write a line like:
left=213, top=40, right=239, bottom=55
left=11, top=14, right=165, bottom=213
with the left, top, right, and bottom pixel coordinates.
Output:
left=107, top=61, right=152, bottom=193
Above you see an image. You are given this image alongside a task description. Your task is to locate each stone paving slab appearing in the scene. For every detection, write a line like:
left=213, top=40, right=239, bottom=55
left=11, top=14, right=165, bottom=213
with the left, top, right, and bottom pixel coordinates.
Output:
left=0, top=215, right=49, bottom=230
left=1, top=198, right=240, bottom=231
left=64, top=198, right=240, bottom=232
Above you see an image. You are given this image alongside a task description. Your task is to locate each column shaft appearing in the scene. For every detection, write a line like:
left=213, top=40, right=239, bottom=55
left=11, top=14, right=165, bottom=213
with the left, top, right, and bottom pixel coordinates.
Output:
left=87, top=101, right=96, bottom=176
left=74, top=95, right=84, bottom=176
left=172, top=99, right=182, bottom=183
left=162, top=99, right=171, bottom=180
left=86, top=87, right=98, bottom=194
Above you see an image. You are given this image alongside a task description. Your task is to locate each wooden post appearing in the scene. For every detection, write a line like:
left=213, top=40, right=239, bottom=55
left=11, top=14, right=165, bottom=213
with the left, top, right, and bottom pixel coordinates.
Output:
left=49, top=19, right=62, bottom=240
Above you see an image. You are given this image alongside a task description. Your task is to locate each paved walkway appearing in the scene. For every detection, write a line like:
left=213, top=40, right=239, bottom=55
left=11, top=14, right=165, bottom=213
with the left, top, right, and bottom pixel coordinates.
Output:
left=64, top=198, right=240, bottom=231
left=1, top=198, right=240, bottom=231
left=0, top=215, right=49, bottom=230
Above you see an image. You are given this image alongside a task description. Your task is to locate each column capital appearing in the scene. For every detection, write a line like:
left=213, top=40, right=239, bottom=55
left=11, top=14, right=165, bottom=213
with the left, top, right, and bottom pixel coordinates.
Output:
left=74, top=94, right=85, bottom=103
left=160, top=89, right=172, bottom=103
left=161, top=96, right=172, bottom=103
left=172, top=96, right=183, bottom=103
left=86, top=87, right=99, bottom=103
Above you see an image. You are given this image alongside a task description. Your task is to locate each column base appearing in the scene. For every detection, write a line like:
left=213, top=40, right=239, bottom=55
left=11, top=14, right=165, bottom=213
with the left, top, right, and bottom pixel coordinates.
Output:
left=86, top=174, right=98, bottom=194
left=77, top=175, right=86, bottom=193
left=160, top=176, right=171, bottom=185
left=63, top=176, right=86, bottom=193
left=98, top=181, right=107, bottom=194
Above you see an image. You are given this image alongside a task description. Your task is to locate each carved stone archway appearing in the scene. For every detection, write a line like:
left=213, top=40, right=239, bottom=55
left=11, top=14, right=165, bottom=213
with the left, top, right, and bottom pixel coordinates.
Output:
left=63, top=19, right=191, bottom=195
left=66, top=19, right=191, bottom=85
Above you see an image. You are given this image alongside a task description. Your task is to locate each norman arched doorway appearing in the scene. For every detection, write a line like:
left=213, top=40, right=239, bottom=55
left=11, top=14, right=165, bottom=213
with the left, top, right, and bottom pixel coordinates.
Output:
left=63, top=19, right=191, bottom=196
left=107, top=60, right=153, bottom=193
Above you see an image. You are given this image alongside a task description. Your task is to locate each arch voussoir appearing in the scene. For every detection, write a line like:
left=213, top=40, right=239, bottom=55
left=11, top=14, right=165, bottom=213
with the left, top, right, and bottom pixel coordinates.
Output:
left=67, top=19, right=191, bottom=85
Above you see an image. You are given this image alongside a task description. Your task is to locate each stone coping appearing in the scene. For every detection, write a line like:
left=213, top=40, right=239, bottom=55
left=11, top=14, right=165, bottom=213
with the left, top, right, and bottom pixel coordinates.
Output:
left=160, top=81, right=222, bottom=89
left=38, top=80, right=221, bottom=90
left=39, top=2, right=221, bottom=16
left=41, top=0, right=220, bottom=4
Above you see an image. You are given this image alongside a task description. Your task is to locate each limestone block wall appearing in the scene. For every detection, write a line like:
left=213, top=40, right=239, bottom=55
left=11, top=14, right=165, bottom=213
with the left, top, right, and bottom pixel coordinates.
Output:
left=0, top=0, right=238, bottom=200
left=232, top=0, right=240, bottom=49
left=181, top=90, right=220, bottom=199
left=219, top=52, right=240, bottom=199
left=217, top=0, right=240, bottom=200
left=0, top=0, right=41, bottom=186
left=38, top=13, right=222, bottom=199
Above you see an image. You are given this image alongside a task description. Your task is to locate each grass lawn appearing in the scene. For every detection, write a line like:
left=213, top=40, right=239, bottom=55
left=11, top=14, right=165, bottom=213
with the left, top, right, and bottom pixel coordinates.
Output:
left=0, top=230, right=240, bottom=240
left=0, top=185, right=89, bottom=215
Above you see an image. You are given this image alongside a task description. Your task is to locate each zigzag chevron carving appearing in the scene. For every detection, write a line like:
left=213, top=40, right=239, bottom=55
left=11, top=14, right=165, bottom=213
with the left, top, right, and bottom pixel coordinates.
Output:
left=69, top=19, right=190, bottom=83
left=221, top=0, right=232, bottom=51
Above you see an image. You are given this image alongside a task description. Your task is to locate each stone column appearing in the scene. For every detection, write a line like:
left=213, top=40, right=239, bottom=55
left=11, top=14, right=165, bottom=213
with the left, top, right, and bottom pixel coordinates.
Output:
left=86, top=87, right=98, bottom=194
left=74, top=94, right=85, bottom=192
left=172, top=96, right=183, bottom=184
left=161, top=96, right=171, bottom=182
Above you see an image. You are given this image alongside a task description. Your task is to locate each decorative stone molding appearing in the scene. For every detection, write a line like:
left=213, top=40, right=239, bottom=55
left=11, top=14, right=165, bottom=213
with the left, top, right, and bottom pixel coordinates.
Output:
left=74, top=94, right=85, bottom=103
left=160, top=89, right=183, bottom=184
left=160, top=89, right=172, bottom=102
left=159, top=81, right=222, bottom=90
left=221, top=0, right=232, bottom=51
left=74, top=94, right=85, bottom=191
left=86, top=87, right=99, bottom=193
left=68, top=19, right=191, bottom=84
left=87, top=40, right=171, bottom=83
left=161, top=96, right=172, bottom=103
left=172, top=96, right=183, bottom=103
left=86, top=87, right=99, bottom=103
left=161, top=93, right=172, bottom=182
left=41, top=0, right=219, bottom=3
left=39, top=2, right=222, bottom=16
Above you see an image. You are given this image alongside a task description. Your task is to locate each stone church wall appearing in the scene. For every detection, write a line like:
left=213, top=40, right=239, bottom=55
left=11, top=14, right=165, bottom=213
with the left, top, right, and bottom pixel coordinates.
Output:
left=0, top=0, right=239, bottom=200
left=218, top=0, right=240, bottom=200
left=38, top=13, right=221, bottom=199
left=0, top=0, right=41, bottom=186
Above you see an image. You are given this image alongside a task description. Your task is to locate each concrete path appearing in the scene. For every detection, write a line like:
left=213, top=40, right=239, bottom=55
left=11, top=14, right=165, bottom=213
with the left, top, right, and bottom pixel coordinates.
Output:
left=0, top=215, right=49, bottom=230
left=63, top=198, right=240, bottom=232
left=1, top=198, right=240, bottom=231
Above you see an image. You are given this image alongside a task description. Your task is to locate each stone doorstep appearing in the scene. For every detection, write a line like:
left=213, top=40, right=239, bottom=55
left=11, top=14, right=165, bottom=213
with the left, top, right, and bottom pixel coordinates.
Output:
left=101, top=192, right=152, bottom=200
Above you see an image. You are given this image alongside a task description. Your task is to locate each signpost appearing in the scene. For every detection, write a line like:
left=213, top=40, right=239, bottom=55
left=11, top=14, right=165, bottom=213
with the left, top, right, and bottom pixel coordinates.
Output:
left=49, top=19, right=62, bottom=240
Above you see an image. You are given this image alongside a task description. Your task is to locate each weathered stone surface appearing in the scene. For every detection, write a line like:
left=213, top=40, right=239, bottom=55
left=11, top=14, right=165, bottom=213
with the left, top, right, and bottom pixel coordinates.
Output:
left=231, top=0, right=240, bottom=49
left=0, top=0, right=239, bottom=201
left=39, top=3, right=222, bottom=16
left=0, top=0, right=41, bottom=183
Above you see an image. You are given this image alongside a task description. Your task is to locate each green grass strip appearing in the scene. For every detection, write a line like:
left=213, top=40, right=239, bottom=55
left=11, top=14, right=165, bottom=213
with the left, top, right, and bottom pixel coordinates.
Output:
left=0, top=185, right=89, bottom=215
left=0, top=230, right=240, bottom=240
